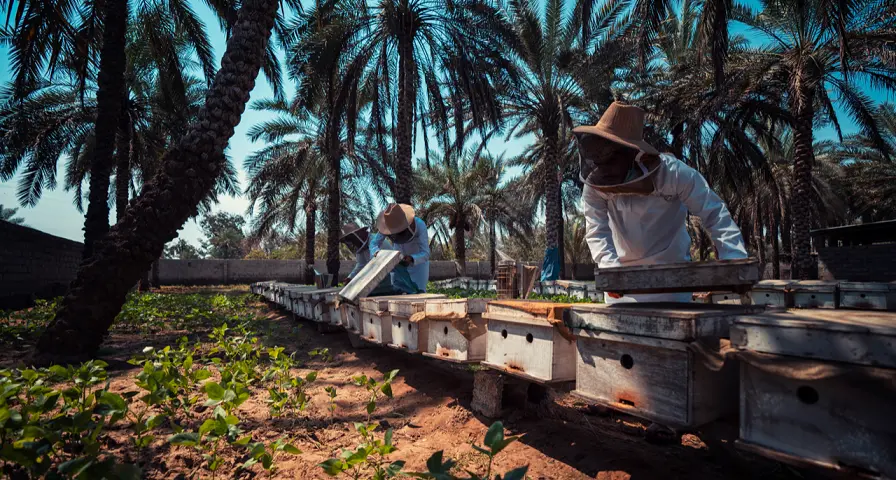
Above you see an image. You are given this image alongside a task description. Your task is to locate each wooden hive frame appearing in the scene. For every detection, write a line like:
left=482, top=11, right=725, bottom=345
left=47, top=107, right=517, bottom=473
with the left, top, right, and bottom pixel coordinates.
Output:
left=481, top=301, right=576, bottom=383
left=421, top=298, right=489, bottom=363
left=594, top=258, right=760, bottom=295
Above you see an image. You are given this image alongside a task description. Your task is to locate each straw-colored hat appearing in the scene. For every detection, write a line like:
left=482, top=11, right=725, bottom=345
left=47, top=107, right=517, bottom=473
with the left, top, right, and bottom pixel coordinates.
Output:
left=377, top=204, right=416, bottom=235
left=573, top=102, right=659, bottom=155
left=340, top=222, right=368, bottom=240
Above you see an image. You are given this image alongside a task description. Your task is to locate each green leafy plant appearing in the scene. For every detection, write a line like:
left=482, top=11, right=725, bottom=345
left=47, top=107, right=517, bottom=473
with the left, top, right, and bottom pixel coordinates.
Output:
left=169, top=406, right=244, bottom=477
left=351, top=370, right=399, bottom=421
left=241, top=437, right=302, bottom=476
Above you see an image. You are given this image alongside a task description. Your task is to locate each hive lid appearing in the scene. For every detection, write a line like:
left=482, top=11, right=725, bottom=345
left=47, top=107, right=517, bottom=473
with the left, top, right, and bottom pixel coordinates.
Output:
left=338, top=250, right=402, bottom=303
left=361, top=293, right=446, bottom=312
left=567, top=303, right=765, bottom=341
left=752, top=280, right=794, bottom=290
left=790, top=280, right=839, bottom=292
left=732, top=309, right=896, bottom=367
left=839, top=282, right=894, bottom=292
left=423, top=298, right=490, bottom=314
left=593, top=258, right=760, bottom=294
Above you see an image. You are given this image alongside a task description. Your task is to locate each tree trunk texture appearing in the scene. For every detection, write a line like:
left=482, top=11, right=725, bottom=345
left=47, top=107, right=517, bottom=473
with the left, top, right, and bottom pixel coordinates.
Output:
left=82, top=0, right=129, bottom=260
left=790, top=89, right=817, bottom=280
left=543, top=136, right=562, bottom=251
left=488, top=219, right=496, bottom=276
left=455, top=215, right=467, bottom=277
left=304, top=199, right=317, bottom=286
left=671, top=122, right=685, bottom=158
left=114, top=108, right=131, bottom=221
left=393, top=34, right=415, bottom=204
left=771, top=206, right=781, bottom=279
left=781, top=203, right=792, bottom=269
left=34, top=0, right=280, bottom=362
left=755, top=206, right=765, bottom=272
left=325, top=151, right=341, bottom=286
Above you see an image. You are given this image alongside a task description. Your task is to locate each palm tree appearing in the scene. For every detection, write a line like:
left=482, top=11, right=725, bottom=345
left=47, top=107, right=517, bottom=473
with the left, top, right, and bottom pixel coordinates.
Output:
left=834, top=104, right=896, bottom=221
left=476, top=155, right=532, bottom=274
left=416, top=149, right=530, bottom=276
left=736, top=0, right=895, bottom=279
left=0, top=204, right=26, bottom=225
left=338, top=0, right=510, bottom=203
left=35, top=0, right=282, bottom=361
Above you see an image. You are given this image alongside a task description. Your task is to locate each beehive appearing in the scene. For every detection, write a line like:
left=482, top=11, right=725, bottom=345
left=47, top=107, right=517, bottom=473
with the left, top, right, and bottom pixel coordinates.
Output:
left=568, top=303, right=762, bottom=428
left=310, top=288, right=340, bottom=322
left=792, top=281, right=838, bottom=309
left=594, top=258, right=760, bottom=294
left=421, top=298, right=489, bottom=362
left=360, top=294, right=446, bottom=345
left=750, top=280, right=794, bottom=308
left=710, top=292, right=744, bottom=305
left=839, top=282, right=895, bottom=311
left=387, top=298, right=428, bottom=352
left=325, top=291, right=342, bottom=326
left=731, top=310, right=896, bottom=478
left=482, top=300, right=576, bottom=383
left=341, top=304, right=363, bottom=333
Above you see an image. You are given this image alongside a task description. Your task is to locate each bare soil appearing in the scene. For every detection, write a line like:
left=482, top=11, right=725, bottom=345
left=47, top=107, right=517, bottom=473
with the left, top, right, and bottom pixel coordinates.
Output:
left=8, top=287, right=814, bottom=479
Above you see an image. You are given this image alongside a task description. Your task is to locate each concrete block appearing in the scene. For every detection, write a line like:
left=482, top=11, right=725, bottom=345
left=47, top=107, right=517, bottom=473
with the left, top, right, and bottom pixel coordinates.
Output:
left=471, top=370, right=504, bottom=418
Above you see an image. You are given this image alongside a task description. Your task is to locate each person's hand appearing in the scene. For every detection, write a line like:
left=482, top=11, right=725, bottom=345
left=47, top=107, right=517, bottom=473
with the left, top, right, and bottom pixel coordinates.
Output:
left=373, top=251, right=380, bottom=257
left=399, top=255, right=414, bottom=266
left=606, top=292, right=623, bottom=299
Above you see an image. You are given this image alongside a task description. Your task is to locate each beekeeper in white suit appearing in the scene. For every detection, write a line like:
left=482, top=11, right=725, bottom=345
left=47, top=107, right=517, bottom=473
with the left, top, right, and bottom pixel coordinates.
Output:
left=370, top=203, right=431, bottom=292
left=577, top=102, right=748, bottom=304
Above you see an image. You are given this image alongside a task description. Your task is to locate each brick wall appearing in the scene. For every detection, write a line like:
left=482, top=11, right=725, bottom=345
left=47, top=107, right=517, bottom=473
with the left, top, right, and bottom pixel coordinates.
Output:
left=0, top=222, right=83, bottom=309
left=817, top=244, right=896, bottom=282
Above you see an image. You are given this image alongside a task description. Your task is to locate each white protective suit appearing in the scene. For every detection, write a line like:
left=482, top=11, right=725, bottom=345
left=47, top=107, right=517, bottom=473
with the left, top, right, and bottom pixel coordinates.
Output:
left=583, top=154, right=748, bottom=303
left=346, top=238, right=373, bottom=280
left=369, top=217, right=431, bottom=292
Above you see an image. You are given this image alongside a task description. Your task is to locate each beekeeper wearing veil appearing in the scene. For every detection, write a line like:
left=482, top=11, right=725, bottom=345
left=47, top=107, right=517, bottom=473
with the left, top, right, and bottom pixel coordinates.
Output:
left=577, top=102, right=748, bottom=303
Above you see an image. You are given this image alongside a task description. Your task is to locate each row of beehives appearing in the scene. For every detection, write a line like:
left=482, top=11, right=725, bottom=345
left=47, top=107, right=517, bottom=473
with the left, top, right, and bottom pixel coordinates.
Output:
left=250, top=281, right=896, bottom=478
left=707, top=279, right=896, bottom=310
left=430, top=277, right=605, bottom=301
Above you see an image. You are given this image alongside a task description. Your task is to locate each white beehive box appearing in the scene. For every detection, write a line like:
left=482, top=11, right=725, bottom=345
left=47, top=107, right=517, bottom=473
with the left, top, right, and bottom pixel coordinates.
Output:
left=422, top=298, right=489, bottom=362
left=711, top=292, right=744, bottom=305
left=568, top=303, right=759, bottom=428
left=387, top=298, right=428, bottom=352
left=839, top=282, right=895, bottom=311
left=360, top=294, right=446, bottom=345
left=750, top=280, right=793, bottom=308
left=791, top=281, right=838, bottom=309
left=325, top=291, right=342, bottom=326
left=482, top=300, right=576, bottom=383
left=311, top=288, right=340, bottom=322
left=731, top=309, right=896, bottom=478
left=341, top=304, right=363, bottom=333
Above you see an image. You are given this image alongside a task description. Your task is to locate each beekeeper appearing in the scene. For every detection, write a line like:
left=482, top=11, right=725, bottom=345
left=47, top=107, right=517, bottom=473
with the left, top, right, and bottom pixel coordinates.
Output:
left=577, top=102, right=748, bottom=303
left=370, top=204, right=431, bottom=292
left=339, top=222, right=372, bottom=284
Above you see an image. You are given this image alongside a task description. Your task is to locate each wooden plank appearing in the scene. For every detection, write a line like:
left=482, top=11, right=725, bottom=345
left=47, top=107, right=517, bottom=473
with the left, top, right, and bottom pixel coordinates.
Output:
left=594, top=258, right=760, bottom=294
left=339, top=250, right=401, bottom=303
left=840, top=282, right=895, bottom=311
left=731, top=310, right=896, bottom=367
left=792, top=282, right=838, bottom=309
left=567, top=303, right=762, bottom=341
left=574, top=335, right=689, bottom=426
left=485, top=319, right=574, bottom=382
left=739, top=359, right=896, bottom=478
left=750, top=282, right=793, bottom=308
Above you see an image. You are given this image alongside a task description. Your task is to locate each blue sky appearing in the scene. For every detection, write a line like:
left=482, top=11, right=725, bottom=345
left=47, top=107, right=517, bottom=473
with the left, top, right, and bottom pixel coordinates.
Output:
left=1, top=0, right=892, bottom=246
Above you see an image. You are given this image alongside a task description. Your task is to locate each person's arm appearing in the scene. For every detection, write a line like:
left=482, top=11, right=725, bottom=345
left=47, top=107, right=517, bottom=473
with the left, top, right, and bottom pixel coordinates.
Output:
left=369, top=232, right=385, bottom=257
left=347, top=251, right=364, bottom=280
left=409, top=218, right=431, bottom=265
left=582, top=185, right=620, bottom=268
left=672, top=161, right=748, bottom=260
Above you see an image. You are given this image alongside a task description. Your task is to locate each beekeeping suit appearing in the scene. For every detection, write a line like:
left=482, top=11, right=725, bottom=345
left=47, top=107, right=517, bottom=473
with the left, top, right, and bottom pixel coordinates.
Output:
left=370, top=204, right=431, bottom=292
left=576, top=102, right=748, bottom=304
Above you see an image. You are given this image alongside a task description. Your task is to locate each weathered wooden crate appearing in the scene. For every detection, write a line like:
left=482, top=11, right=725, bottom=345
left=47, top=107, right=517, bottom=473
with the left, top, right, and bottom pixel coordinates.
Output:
left=360, top=294, right=446, bottom=345
left=568, top=303, right=759, bottom=428
left=839, top=282, right=895, bottom=311
left=421, top=298, right=489, bottom=362
left=482, top=301, right=576, bottom=383
left=792, top=281, right=838, bottom=309
left=731, top=310, right=896, bottom=478
left=750, top=280, right=793, bottom=308
left=594, top=258, right=760, bottom=294
left=338, top=250, right=401, bottom=304
left=387, top=298, right=427, bottom=352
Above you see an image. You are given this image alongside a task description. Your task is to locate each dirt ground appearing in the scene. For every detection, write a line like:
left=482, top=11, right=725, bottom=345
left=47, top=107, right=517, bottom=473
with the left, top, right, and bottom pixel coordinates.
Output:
left=7, top=288, right=815, bottom=479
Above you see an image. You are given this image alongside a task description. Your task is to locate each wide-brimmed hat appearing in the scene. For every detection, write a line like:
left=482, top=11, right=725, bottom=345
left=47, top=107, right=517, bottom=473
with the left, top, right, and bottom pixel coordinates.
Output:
left=340, top=222, right=368, bottom=240
left=377, top=204, right=415, bottom=235
left=573, top=102, right=659, bottom=155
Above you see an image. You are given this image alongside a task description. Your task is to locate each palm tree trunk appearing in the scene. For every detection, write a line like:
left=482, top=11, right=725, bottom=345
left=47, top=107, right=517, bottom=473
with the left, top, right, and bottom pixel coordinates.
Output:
left=488, top=219, right=496, bottom=276
left=34, top=0, right=280, bottom=362
left=82, top=0, right=129, bottom=260
left=790, top=89, right=817, bottom=280
left=455, top=216, right=467, bottom=277
left=325, top=142, right=341, bottom=285
left=304, top=198, right=317, bottom=285
left=394, top=35, right=415, bottom=204
left=557, top=186, right=566, bottom=279
left=671, top=122, right=685, bottom=158
left=543, top=135, right=562, bottom=251
left=114, top=109, right=131, bottom=221
left=771, top=206, right=781, bottom=279
left=755, top=206, right=766, bottom=273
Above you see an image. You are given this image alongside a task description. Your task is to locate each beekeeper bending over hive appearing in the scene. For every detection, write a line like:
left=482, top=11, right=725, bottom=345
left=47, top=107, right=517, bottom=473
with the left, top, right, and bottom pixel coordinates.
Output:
left=370, top=203, right=431, bottom=292
left=577, top=102, right=748, bottom=303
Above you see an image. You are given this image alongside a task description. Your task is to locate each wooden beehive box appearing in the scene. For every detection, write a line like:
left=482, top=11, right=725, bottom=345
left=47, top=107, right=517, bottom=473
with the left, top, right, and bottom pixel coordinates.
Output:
left=595, top=258, right=759, bottom=294
left=482, top=300, right=576, bottom=383
left=311, top=288, right=341, bottom=322
left=710, top=291, right=744, bottom=305
left=568, top=303, right=762, bottom=428
left=750, top=280, right=794, bottom=308
left=341, top=303, right=363, bottom=333
left=325, top=291, right=342, bottom=326
left=387, top=298, right=428, bottom=352
left=839, top=282, right=895, bottom=311
left=731, top=310, right=896, bottom=478
left=422, top=298, right=489, bottom=362
left=360, top=294, right=446, bottom=345
left=792, top=281, right=838, bottom=309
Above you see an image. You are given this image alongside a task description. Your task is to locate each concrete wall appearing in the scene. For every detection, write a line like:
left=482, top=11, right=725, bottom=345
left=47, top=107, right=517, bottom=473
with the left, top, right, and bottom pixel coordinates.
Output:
left=817, top=244, right=896, bottom=282
left=0, top=222, right=83, bottom=309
